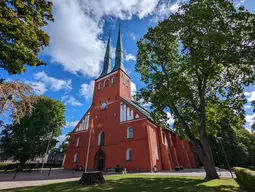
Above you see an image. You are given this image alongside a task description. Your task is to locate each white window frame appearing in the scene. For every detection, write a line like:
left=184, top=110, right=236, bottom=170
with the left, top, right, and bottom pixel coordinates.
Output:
left=127, top=127, right=133, bottom=139
left=73, top=153, right=78, bottom=162
left=111, top=77, right=115, bottom=84
left=98, top=83, right=101, bottom=90
left=76, top=137, right=80, bottom=147
left=104, top=79, right=109, bottom=87
left=126, top=148, right=132, bottom=161
left=155, top=145, right=159, bottom=160
left=98, top=131, right=104, bottom=146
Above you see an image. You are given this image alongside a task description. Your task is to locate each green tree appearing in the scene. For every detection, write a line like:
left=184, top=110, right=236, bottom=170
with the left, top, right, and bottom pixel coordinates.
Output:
left=0, top=96, right=65, bottom=166
left=251, top=101, right=255, bottom=133
left=0, top=0, right=54, bottom=74
left=136, top=0, right=255, bottom=180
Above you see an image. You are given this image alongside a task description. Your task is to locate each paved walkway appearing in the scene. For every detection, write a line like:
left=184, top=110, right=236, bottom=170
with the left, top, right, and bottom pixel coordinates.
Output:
left=0, top=168, right=234, bottom=190
left=137, top=168, right=235, bottom=178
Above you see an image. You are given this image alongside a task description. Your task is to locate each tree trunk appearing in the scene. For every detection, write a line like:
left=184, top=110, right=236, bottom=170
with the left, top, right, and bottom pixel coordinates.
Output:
left=191, top=139, right=219, bottom=180
left=78, top=171, right=105, bottom=185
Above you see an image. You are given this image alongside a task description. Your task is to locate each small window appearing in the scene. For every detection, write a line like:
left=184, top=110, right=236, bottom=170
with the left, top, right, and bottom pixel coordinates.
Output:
left=126, top=148, right=132, bottom=161
left=155, top=145, right=159, bottom=160
left=98, top=132, right=105, bottom=146
left=104, top=80, right=109, bottom=87
left=76, top=137, right=80, bottom=147
left=73, top=153, right=78, bottom=162
left=111, top=77, right=115, bottom=84
left=98, top=83, right=101, bottom=90
left=127, top=127, right=133, bottom=139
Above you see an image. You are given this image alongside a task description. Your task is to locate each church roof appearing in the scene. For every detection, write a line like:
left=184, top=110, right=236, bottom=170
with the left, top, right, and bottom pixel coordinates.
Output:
left=121, top=97, right=173, bottom=133
left=112, top=26, right=126, bottom=73
left=99, top=35, right=112, bottom=78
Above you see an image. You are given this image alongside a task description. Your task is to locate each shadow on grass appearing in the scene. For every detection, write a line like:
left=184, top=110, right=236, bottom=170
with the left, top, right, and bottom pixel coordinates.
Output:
left=1, top=175, right=246, bottom=192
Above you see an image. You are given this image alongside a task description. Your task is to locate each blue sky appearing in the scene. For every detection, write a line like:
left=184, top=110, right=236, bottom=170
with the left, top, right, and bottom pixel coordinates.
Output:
left=1, top=0, right=255, bottom=144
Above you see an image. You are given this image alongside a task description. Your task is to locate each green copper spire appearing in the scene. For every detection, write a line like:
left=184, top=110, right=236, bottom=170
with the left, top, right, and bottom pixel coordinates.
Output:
left=99, top=35, right=112, bottom=78
left=112, top=26, right=125, bottom=72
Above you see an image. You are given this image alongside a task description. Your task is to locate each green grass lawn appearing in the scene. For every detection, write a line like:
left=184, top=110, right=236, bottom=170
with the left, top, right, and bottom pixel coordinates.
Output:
left=1, top=175, right=245, bottom=192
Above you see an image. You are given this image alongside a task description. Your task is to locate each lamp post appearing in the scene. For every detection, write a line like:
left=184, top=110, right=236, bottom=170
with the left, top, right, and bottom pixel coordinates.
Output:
left=216, top=137, right=233, bottom=178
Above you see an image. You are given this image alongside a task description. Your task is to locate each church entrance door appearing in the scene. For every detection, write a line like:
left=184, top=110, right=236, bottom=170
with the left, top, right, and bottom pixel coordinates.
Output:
left=95, top=149, right=105, bottom=171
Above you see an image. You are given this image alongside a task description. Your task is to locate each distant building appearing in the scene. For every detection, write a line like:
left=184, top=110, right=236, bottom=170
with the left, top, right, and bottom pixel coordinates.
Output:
left=64, top=28, right=197, bottom=172
left=47, top=150, right=64, bottom=164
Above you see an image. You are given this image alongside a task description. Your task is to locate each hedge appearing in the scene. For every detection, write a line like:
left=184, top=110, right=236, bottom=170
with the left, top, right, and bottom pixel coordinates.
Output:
left=0, top=163, right=62, bottom=171
left=233, top=167, right=255, bottom=190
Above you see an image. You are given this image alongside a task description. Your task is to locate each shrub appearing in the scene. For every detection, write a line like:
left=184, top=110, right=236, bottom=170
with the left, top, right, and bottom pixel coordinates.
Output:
left=174, top=166, right=180, bottom=171
left=0, top=163, right=8, bottom=170
left=1, top=163, right=62, bottom=171
left=234, top=167, right=255, bottom=190
left=179, top=166, right=184, bottom=170
left=115, top=165, right=121, bottom=172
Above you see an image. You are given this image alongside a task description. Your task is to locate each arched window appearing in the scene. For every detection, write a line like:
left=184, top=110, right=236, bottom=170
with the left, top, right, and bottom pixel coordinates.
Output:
left=104, top=80, right=109, bottom=87
left=98, top=83, right=101, bottom=90
left=155, top=145, right=159, bottom=160
left=76, top=137, right=80, bottom=147
left=73, top=153, right=78, bottom=162
left=126, top=148, right=132, bottom=161
left=127, top=127, right=133, bottom=139
left=111, top=77, right=115, bottom=84
left=98, top=132, right=105, bottom=146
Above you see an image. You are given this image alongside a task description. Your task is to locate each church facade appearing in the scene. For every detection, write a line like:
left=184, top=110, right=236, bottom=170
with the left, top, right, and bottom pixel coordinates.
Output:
left=64, top=28, right=197, bottom=172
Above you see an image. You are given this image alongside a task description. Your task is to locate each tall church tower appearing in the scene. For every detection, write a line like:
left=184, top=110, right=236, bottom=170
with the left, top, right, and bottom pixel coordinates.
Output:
left=92, top=27, right=131, bottom=109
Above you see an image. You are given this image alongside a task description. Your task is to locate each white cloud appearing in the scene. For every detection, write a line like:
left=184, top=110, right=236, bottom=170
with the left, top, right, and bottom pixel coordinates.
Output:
left=169, top=3, right=180, bottom=13
left=56, top=134, right=67, bottom=147
left=80, top=81, right=95, bottom=101
left=244, top=90, right=255, bottom=102
left=62, top=95, right=83, bottom=106
left=151, top=0, right=184, bottom=23
left=244, top=92, right=251, bottom=96
left=139, top=98, right=152, bottom=108
left=244, top=105, right=252, bottom=109
left=64, top=121, right=79, bottom=128
left=25, top=81, right=47, bottom=95
left=167, top=112, right=175, bottom=125
left=131, top=82, right=137, bottom=97
left=245, top=114, right=255, bottom=126
left=234, top=0, right=247, bottom=8
left=34, top=71, right=72, bottom=92
left=44, top=0, right=182, bottom=78
left=125, top=53, right=136, bottom=62
left=128, top=32, right=137, bottom=40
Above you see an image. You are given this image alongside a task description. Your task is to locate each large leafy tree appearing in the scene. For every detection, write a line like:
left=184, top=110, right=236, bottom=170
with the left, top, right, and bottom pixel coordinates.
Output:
left=136, top=0, right=255, bottom=180
left=0, top=97, right=65, bottom=165
left=0, top=0, right=54, bottom=74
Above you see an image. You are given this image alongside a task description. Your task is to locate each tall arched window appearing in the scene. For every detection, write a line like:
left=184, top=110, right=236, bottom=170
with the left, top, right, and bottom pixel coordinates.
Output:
left=98, top=132, right=105, bottom=146
left=111, top=77, right=115, bottom=84
left=104, top=80, right=109, bottom=87
left=127, top=127, right=133, bottom=139
left=98, top=83, right=101, bottom=90
left=73, top=153, right=78, bottom=163
left=76, top=137, right=80, bottom=147
left=126, top=148, right=132, bottom=161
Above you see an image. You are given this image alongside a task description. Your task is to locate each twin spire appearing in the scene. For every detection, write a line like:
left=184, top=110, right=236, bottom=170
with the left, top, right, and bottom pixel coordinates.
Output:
left=99, top=27, right=125, bottom=78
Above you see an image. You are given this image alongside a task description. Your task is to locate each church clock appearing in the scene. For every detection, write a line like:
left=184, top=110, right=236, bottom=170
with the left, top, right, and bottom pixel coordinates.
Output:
left=100, top=102, right=107, bottom=110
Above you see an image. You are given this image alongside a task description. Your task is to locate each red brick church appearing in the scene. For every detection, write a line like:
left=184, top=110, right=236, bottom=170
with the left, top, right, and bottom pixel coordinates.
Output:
left=64, top=28, right=197, bottom=172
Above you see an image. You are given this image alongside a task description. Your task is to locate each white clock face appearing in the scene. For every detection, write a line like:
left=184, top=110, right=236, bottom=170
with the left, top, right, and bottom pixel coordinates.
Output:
left=101, top=102, right=107, bottom=110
